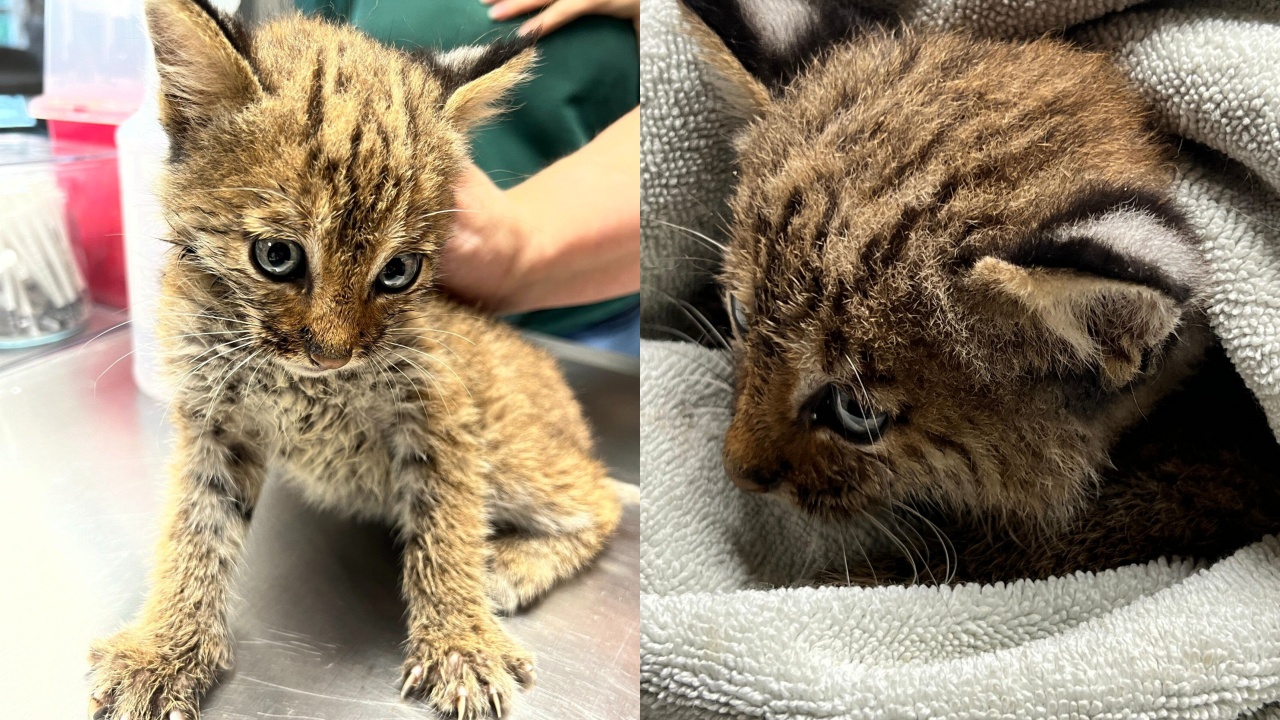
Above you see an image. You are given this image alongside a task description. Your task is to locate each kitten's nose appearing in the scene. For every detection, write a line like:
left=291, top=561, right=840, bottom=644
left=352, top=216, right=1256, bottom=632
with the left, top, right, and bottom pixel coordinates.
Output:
left=724, top=458, right=778, bottom=493
left=305, top=341, right=351, bottom=370
left=311, top=353, right=350, bottom=370
left=723, top=418, right=781, bottom=492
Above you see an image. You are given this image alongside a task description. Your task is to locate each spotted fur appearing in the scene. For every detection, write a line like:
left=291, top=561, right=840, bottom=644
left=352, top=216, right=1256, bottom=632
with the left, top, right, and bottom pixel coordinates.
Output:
left=87, top=2, right=620, bottom=718
left=681, top=0, right=1280, bottom=585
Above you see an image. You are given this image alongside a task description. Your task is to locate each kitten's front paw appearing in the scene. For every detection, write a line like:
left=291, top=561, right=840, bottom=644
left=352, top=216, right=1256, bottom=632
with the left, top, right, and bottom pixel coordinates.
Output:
left=400, top=628, right=535, bottom=719
left=88, top=630, right=221, bottom=720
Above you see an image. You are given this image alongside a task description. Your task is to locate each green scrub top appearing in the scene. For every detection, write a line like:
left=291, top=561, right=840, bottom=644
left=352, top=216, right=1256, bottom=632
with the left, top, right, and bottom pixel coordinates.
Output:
left=295, top=0, right=640, bottom=336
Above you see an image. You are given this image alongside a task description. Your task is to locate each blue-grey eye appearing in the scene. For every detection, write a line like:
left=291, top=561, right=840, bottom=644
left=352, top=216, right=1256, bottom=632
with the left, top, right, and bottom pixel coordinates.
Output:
left=377, top=253, right=422, bottom=292
left=811, top=385, right=890, bottom=444
left=252, top=239, right=305, bottom=280
left=728, top=294, right=749, bottom=335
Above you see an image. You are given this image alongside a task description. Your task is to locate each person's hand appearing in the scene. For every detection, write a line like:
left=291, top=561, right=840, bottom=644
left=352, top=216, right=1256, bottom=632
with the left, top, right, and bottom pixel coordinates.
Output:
left=482, top=0, right=639, bottom=36
left=436, top=161, right=533, bottom=313
left=440, top=110, right=640, bottom=314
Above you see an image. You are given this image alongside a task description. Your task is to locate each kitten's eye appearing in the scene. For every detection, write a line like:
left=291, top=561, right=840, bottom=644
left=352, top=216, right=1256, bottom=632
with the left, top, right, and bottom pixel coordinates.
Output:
left=252, top=239, right=306, bottom=280
left=728, top=294, right=749, bottom=335
left=811, top=385, right=890, bottom=445
left=377, top=253, right=422, bottom=293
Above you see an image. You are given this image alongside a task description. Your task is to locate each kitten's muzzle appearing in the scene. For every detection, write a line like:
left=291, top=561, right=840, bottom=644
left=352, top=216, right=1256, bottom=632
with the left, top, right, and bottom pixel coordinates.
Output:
left=724, top=417, right=786, bottom=493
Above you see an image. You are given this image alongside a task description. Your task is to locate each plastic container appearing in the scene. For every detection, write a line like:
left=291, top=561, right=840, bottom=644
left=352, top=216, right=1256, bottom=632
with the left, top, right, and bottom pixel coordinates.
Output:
left=26, top=0, right=146, bottom=127
left=0, top=134, right=112, bottom=348
left=26, top=0, right=149, bottom=310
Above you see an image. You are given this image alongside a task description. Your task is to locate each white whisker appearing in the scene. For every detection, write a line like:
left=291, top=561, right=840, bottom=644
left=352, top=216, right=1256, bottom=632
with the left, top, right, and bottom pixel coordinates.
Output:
left=200, top=348, right=263, bottom=435
left=654, top=218, right=726, bottom=253
left=863, top=511, right=920, bottom=585
left=388, top=343, right=472, bottom=401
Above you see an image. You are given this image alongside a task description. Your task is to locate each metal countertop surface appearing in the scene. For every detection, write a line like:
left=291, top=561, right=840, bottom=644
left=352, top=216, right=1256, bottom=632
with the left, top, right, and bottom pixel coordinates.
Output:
left=0, top=322, right=640, bottom=720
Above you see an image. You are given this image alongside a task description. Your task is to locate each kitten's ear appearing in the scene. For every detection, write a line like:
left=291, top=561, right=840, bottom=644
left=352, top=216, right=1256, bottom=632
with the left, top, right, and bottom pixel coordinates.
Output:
left=967, top=196, right=1206, bottom=388
left=428, top=36, right=538, bottom=131
left=678, top=0, right=892, bottom=118
left=144, top=0, right=261, bottom=142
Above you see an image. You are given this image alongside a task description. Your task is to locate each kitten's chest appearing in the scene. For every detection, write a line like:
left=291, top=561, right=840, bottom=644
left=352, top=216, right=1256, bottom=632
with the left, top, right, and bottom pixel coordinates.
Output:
left=253, top=381, right=405, bottom=517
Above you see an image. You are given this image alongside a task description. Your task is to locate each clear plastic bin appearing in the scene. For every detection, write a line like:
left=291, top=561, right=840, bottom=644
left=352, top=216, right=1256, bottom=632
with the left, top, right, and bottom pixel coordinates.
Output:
left=0, top=134, right=114, bottom=348
left=26, top=0, right=146, bottom=126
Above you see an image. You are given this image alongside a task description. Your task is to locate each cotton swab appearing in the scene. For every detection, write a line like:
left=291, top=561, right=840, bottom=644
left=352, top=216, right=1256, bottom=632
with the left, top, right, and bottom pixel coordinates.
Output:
left=0, top=164, right=88, bottom=348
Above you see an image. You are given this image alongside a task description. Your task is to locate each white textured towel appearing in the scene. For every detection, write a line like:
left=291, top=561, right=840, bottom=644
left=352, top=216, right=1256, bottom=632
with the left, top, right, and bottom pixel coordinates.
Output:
left=640, top=0, right=1280, bottom=716
left=642, top=341, right=1280, bottom=718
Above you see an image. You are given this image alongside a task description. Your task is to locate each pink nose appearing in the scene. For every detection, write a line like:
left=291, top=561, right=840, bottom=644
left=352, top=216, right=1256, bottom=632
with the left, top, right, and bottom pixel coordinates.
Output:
left=308, top=350, right=350, bottom=370
left=729, top=471, right=771, bottom=493
left=724, top=459, right=775, bottom=493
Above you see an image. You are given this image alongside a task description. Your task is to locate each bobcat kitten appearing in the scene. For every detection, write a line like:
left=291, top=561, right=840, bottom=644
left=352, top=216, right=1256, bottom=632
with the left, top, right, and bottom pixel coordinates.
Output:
left=87, top=1, right=620, bottom=718
left=680, top=0, right=1280, bottom=585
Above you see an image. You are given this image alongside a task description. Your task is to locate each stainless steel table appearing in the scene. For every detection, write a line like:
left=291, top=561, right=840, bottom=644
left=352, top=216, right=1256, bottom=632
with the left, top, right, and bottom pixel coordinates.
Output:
left=0, top=323, right=639, bottom=719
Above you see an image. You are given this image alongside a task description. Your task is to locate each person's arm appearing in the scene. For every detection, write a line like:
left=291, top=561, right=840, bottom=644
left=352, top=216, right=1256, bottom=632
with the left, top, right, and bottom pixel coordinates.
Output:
left=439, top=106, right=640, bottom=313
left=483, top=0, right=639, bottom=35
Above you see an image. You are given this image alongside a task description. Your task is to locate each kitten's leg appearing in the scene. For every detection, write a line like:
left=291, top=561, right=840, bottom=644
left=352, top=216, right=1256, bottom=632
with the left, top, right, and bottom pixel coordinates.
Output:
left=88, top=426, right=264, bottom=720
left=486, top=470, right=623, bottom=614
left=395, top=441, right=533, bottom=719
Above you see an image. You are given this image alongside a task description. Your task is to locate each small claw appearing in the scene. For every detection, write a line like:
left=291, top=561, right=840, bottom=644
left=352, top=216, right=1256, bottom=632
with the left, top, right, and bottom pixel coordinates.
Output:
left=401, top=665, right=423, bottom=699
left=515, top=661, right=536, bottom=687
left=492, top=688, right=503, bottom=717
left=456, top=689, right=467, bottom=719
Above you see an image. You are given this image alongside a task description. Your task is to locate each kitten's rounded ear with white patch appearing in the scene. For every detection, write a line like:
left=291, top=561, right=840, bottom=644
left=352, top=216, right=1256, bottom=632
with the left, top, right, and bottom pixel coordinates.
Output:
left=144, top=0, right=261, bottom=145
left=422, top=35, right=539, bottom=131
left=678, top=0, right=893, bottom=119
left=966, top=193, right=1206, bottom=388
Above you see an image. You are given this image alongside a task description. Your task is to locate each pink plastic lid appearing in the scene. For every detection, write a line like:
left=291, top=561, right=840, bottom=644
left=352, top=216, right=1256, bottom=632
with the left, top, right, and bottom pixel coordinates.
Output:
left=26, top=95, right=138, bottom=127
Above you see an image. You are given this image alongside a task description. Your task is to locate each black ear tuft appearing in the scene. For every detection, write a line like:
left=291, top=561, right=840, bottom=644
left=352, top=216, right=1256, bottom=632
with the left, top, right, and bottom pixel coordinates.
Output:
left=997, top=235, right=1194, bottom=304
left=188, top=0, right=254, bottom=62
left=414, top=33, right=538, bottom=129
left=681, top=0, right=895, bottom=92
left=1036, top=186, right=1196, bottom=242
left=1027, top=189, right=1202, bottom=303
left=957, top=188, right=1203, bottom=304
left=418, top=33, right=539, bottom=99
